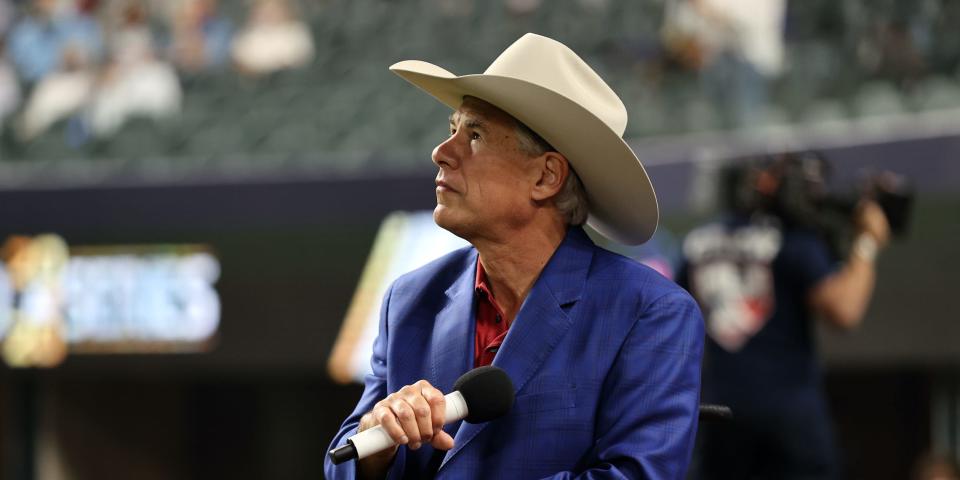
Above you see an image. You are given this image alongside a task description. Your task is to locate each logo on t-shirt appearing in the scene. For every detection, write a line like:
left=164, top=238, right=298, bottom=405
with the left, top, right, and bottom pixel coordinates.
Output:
left=684, top=220, right=782, bottom=352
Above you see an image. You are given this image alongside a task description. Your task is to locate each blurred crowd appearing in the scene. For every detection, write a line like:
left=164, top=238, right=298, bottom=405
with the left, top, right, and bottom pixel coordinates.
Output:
left=0, top=0, right=959, bottom=162
left=649, top=0, right=960, bottom=129
left=0, top=0, right=314, bottom=145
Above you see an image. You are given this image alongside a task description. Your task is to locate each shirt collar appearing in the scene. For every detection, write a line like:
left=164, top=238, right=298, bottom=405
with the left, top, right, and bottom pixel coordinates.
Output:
left=474, top=256, right=493, bottom=299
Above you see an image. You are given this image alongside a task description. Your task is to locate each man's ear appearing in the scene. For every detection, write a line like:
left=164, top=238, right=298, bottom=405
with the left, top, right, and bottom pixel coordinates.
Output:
left=531, top=152, right=569, bottom=202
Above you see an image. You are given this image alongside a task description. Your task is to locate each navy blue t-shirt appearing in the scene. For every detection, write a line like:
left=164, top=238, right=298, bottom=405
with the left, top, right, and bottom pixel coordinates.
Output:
left=678, top=219, right=838, bottom=402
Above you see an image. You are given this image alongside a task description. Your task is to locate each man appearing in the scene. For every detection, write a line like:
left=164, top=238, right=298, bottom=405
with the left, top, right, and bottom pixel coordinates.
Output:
left=679, top=155, right=891, bottom=479
left=325, top=33, right=704, bottom=479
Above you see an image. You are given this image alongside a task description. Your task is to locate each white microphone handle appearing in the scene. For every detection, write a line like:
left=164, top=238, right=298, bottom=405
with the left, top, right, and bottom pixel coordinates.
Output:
left=350, top=390, right=468, bottom=460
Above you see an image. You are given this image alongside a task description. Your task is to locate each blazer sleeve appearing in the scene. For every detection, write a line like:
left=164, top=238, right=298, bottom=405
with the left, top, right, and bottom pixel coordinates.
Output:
left=540, top=290, right=705, bottom=480
left=324, top=283, right=408, bottom=480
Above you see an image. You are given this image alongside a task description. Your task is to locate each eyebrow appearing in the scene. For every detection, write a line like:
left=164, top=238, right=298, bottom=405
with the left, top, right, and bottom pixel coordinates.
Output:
left=449, top=113, right=487, bottom=132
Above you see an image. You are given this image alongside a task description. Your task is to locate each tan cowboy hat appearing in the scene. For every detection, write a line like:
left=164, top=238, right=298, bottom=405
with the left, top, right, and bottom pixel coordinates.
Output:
left=390, top=33, right=658, bottom=245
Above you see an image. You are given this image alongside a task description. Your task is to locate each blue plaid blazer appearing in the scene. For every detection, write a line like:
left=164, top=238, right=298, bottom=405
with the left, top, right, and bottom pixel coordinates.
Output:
left=326, top=227, right=704, bottom=479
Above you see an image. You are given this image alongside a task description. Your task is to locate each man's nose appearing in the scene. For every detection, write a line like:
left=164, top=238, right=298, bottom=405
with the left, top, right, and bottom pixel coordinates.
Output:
left=432, top=134, right=460, bottom=169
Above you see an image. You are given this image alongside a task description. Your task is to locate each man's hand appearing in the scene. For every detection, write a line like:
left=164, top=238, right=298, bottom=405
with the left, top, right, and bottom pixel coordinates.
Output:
left=809, top=200, right=890, bottom=330
left=356, top=380, right=455, bottom=479
left=856, top=200, right=890, bottom=248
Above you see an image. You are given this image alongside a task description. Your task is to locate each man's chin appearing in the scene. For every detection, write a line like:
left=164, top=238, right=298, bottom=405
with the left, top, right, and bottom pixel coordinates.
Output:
left=433, top=207, right=468, bottom=239
left=433, top=206, right=453, bottom=230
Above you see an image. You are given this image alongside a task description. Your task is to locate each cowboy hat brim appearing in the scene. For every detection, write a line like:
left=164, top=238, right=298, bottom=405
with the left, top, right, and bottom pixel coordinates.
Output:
left=390, top=60, right=658, bottom=245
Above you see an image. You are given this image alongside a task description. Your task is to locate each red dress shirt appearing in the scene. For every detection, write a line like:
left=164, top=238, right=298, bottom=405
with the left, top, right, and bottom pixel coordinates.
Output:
left=474, top=258, right=509, bottom=367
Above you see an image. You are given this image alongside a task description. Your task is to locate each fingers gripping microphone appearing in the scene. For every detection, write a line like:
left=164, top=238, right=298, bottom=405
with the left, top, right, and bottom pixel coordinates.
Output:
left=329, top=366, right=515, bottom=465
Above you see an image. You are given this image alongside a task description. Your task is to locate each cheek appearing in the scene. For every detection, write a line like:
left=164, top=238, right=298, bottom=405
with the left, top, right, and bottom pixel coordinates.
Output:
left=461, top=151, right=533, bottom=208
left=475, top=178, right=530, bottom=216
left=468, top=169, right=522, bottom=201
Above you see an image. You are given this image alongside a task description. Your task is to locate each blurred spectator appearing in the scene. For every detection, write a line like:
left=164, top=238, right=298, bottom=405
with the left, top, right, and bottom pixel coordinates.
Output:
left=912, top=453, right=960, bottom=480
left=505, top=0, right=542, bottom=16
left=679, top=154, right=891, bottom=479
left=864, top=19, right=926, bottom=90
left=661, top=0, right=786, bottom=127
left=0, top=40, right=21, bottom=131
left=16, top=44, right=94, bottom=141
left=168, top=0, right=233, bottom=74
left=231, top=0, right=314, bottom=76
left=0, top=0, right=13, bottom=34
left=7, top=0, right=103, bottom=84
left=87, top=0, right=181, bottom=137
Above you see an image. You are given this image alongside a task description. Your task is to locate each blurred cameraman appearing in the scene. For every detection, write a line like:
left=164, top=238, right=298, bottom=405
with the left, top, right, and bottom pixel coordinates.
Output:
left=679, top=152, right=893, bottom=479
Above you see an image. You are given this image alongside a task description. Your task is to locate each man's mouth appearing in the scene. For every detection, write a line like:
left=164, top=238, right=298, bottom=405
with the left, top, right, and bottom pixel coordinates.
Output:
left=436, top=179, right=456, bottom=193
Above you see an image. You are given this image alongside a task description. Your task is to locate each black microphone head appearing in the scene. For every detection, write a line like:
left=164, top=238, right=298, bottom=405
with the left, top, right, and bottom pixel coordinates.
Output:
left=453, top=366, right=515, bottom=423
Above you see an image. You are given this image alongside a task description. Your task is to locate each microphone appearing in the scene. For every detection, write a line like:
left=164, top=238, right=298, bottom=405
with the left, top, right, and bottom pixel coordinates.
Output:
left=329, top=365, right=515, bottom=465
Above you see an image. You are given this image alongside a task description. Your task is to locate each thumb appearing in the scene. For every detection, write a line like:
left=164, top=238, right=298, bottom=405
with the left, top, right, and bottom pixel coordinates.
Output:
left=430, top=430, right=455, bottom=451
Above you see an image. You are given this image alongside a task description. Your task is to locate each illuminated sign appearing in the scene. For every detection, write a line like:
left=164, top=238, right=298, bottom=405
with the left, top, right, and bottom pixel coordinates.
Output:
left=0, top=234, right=221, bottom=368
left=327, top=211, right=469, bottom=383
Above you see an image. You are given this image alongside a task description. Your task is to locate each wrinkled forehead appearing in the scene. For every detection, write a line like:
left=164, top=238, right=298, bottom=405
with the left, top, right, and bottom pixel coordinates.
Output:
left=450, top=96, right=517, bottom=129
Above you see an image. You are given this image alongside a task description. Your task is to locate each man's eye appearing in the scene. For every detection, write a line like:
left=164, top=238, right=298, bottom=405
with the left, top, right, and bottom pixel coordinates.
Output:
left=471, top=132, right=481, bottom=140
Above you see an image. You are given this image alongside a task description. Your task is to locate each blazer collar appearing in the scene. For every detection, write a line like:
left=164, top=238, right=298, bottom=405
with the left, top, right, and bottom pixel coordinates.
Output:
left=429, top=249, right=479, bottom=395
left=438, top=227, right=595, bottom=472
left=533, top=226, right=594, bottom=308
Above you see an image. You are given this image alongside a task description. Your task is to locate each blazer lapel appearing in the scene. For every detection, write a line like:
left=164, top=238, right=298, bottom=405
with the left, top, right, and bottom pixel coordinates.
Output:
left=429, top=250, right=479, bottom=395
left=438, top=228, right=595, bottom=473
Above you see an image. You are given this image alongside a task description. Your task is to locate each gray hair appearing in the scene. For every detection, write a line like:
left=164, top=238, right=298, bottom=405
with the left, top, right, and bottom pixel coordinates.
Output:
left=514, top=120, right=589, bottom=226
